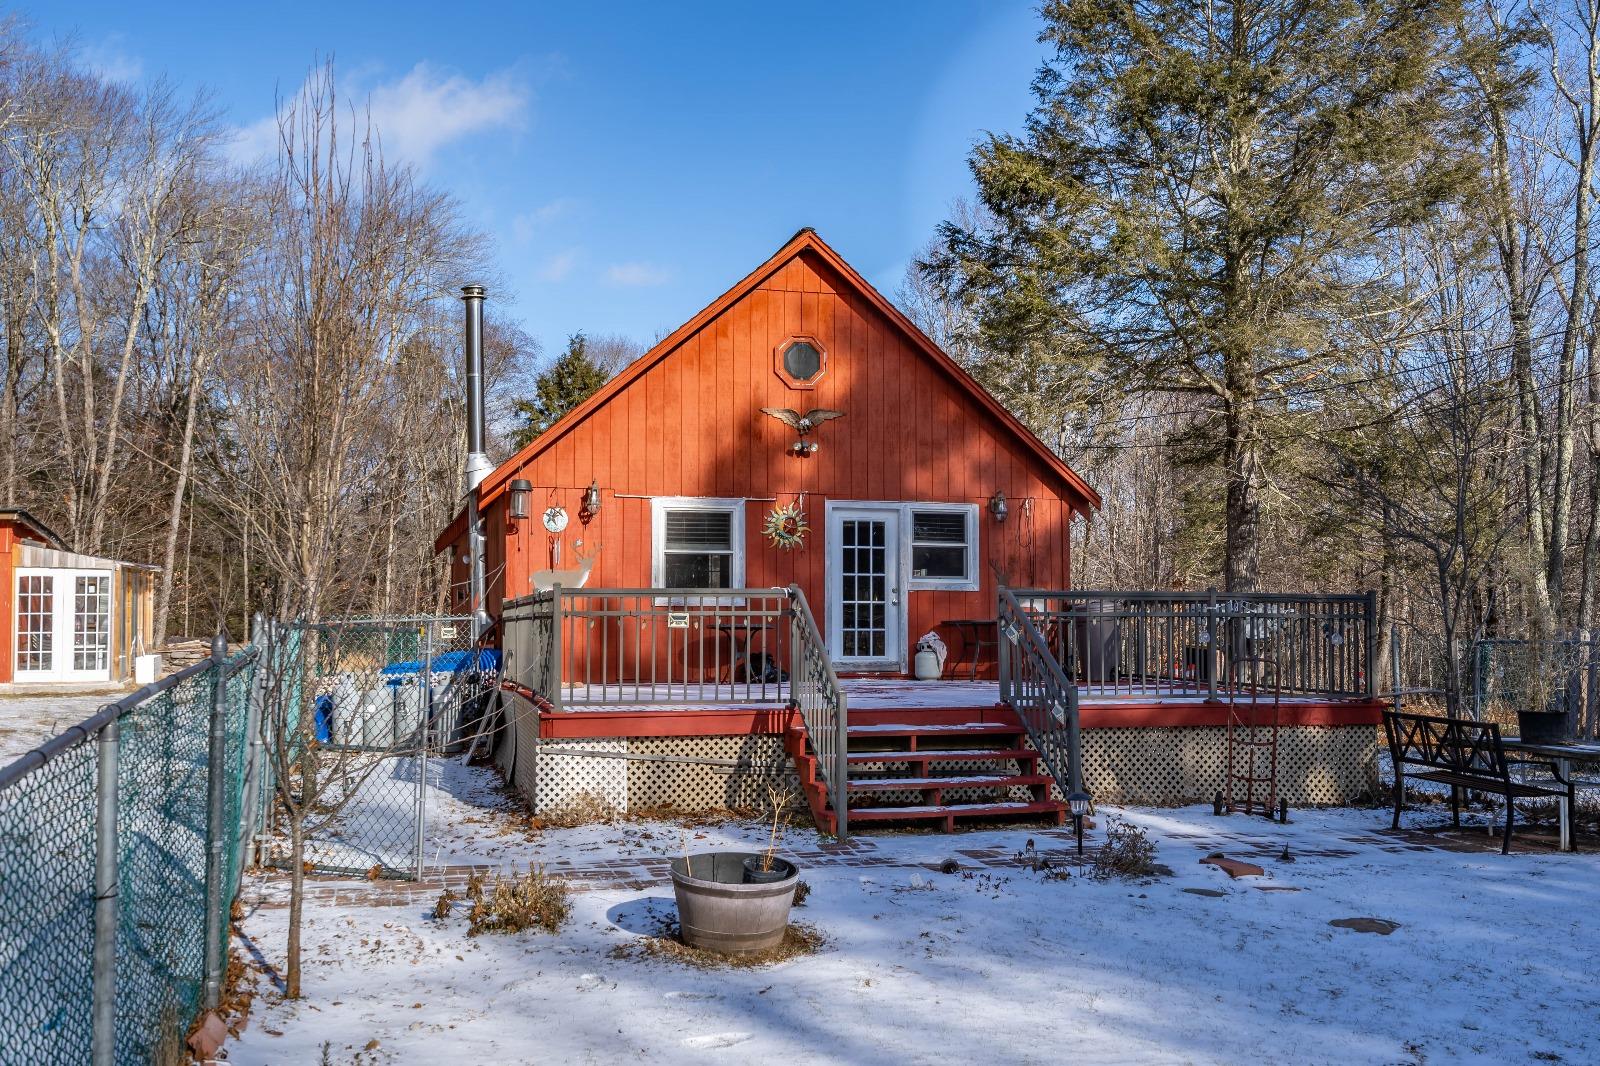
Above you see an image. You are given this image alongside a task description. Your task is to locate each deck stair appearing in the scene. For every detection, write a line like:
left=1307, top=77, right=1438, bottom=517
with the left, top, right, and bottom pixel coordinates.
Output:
left=785, top=705, right=1067, bottom=834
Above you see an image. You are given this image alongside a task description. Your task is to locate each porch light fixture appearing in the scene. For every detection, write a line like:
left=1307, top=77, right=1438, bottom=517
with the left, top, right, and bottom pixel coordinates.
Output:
left=581, top=479, right=602, bottom=522
left=989, top=490, right=1009, bottom=523
left=508, top=479, right=533, bottom=521
left=1067, top=791, right=1091, bottom=856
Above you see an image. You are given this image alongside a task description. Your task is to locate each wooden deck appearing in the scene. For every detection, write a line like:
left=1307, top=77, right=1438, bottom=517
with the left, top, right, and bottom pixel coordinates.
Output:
left=533, top=677, right=1385, bottom=739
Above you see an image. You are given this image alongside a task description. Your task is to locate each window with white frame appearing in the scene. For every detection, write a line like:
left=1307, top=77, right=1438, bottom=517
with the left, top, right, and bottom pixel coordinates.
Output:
left=652, top=498, right=745, bottom=589
left=909, top=506, right=978, bottom=587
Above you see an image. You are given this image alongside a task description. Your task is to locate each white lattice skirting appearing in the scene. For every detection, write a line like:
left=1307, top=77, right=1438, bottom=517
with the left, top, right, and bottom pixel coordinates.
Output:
left=494, top=693, right=1380, bottom=814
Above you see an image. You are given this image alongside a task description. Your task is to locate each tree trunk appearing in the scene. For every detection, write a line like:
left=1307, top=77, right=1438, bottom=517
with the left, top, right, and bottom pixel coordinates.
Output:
left=155, top=351, right=207, bottom=646
left=1223, top=396, right=1261, bottom=592
left=287, top=821, right=304, bottom=999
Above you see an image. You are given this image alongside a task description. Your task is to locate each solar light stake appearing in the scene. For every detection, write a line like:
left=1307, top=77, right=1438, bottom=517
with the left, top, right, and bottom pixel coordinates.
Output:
left=1067, top=791, right=1091, bottom=856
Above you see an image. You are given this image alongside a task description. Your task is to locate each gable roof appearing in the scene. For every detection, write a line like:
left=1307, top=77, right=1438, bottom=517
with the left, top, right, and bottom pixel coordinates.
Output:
left=438, top=229, right=1100, bottom=550
left=0, top=508, right=67, bottom=550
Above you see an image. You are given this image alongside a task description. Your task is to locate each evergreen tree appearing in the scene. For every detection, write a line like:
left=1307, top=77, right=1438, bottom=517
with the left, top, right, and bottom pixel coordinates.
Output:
left=511, top=332, right=610, bottom=447
left=925, top=0, right=1483, bottom=590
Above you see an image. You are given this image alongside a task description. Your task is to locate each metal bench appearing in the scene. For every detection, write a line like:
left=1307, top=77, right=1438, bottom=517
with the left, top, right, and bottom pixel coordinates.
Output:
left=1383, top=710, right=1575, bottom=854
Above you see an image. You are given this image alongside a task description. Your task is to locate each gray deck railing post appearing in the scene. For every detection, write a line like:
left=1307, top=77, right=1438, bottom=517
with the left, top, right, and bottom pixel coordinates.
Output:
left=1206, top=588, right=1219, bottom=703
left=997, top=585, right=1013, bottom=705
left=1390, top=625, right=1403, bottom=714
left=835, top=690, right=849, bottom=840
left=91, top=714, right=120, bottom=1066
left=1363, top=589, right=1378, bottom=700
left=202, top=631, right=229, bottom=1011
left=548, top=587, right=564, bottom=713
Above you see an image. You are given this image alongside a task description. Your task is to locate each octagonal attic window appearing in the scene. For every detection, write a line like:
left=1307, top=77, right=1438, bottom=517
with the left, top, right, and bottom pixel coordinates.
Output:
left=775, top=337, right=826, bottom=389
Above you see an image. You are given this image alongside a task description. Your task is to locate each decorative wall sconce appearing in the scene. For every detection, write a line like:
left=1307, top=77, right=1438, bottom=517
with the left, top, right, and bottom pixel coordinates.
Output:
left=989, top=490, right=1009, bottom=523
left=508, top=479, right=533, bottom=521
left=581, top=479, right=602, bottom=522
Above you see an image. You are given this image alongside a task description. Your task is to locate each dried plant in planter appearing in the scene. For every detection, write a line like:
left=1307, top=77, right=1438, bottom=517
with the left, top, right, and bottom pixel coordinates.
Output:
left=756, top=783, right=796, bottom=873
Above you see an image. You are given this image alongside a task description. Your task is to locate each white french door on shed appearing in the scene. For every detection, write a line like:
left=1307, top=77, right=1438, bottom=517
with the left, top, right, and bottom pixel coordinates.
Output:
left=827, top=506, right=904, bottom=669
left=14, top=568, right=113, bottom=683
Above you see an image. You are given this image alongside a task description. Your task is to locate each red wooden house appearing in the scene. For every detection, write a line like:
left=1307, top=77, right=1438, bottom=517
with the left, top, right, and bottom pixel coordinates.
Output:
left=439, top=228, right=1098, bottom=668
left=438, top=231, right=1383, bottom=833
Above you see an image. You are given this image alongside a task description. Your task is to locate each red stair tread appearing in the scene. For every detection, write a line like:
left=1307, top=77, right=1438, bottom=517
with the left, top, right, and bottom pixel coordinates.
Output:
left=844, top=800, right=1065, bottom=822
left=847, top=721, right=1023, bottom=736
left=844, top=748, right=1037, bottom=763
left=847, top=774, right=1052, bottom=791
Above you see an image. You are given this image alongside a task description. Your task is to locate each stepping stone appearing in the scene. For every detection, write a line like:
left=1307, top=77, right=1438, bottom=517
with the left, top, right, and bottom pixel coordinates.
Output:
left=1329, top=917, right=1400, bottom=935
left=1199, top=854, right=1266, bottom=878
left=1182, top=888, right=1226, bottom=898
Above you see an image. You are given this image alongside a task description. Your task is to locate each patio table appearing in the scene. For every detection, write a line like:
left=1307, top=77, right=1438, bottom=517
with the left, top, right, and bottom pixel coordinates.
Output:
left=941, top=618, right=998, bottom=680
left=1500, top=737, right=1600, bottom=852
left=712, top=621, right=773, bottom=683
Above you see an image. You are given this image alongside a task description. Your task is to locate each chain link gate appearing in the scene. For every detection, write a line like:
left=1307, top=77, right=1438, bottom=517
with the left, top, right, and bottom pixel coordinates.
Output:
left=260, top=615, right=495, bottom=879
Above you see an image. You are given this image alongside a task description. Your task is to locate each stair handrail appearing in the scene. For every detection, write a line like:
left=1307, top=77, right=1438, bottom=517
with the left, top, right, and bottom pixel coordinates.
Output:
left=787, top=584, right=849, bottom=839
left=997, top=584, right=1085, bottom=801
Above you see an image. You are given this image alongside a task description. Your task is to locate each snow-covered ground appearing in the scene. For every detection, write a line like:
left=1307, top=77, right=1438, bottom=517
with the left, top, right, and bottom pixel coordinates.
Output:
left=232, top=758, right=1600, bottom=1066
left=0, top=693, right=117, bottom=767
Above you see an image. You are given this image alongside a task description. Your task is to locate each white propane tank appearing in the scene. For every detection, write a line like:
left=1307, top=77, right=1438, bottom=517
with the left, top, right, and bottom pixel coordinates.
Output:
left=913, top=648, right=941, bottom=681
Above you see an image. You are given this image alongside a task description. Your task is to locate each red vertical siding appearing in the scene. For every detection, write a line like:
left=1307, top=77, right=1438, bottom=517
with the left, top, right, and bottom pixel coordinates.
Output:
left=472, top=245, right=1087, bottom=669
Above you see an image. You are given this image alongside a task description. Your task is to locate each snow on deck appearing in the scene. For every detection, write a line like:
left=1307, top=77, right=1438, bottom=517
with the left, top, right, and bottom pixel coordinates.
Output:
left=554, top=678, right=1371, bottom=713
left=231, top=756, right=1600, bottom=1065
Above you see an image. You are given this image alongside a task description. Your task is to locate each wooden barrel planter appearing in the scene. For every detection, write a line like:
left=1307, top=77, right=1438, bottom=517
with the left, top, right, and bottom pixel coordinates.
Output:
left=670, top=851, right=798, bottom=954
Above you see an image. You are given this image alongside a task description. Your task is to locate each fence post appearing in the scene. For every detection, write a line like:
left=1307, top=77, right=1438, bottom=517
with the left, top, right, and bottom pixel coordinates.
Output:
left=1205, top=588, right=1219, bottom=703
left=91, top=715, right=120, bottom=1066
left=202, top=631, right=229, bottom=1011
left=237, top=615, right=269, bottom=880
left=548, top=586, right=564, bottom=713
left=416, top=622, right=434, bottom=880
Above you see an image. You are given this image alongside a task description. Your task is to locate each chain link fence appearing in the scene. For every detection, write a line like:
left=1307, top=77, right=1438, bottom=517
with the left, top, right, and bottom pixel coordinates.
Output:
left=0, top=639, right=262, bottom=1065
left=257, top=616, right=494, bottom=880
left=1473, top=636, right=1600, bottom=737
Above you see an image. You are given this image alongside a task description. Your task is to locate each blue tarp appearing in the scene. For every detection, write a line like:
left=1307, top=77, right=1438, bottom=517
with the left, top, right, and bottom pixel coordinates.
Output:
left=379, top=648, right=502, bottom=677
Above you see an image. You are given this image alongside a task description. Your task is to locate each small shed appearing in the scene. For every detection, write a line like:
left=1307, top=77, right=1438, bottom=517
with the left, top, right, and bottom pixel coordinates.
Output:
left=1, top=509, right=157, bottom=687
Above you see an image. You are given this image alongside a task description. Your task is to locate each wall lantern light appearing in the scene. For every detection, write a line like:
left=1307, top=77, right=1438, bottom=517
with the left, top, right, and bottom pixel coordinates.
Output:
left=508, top=479, right=533, bottom=521
left=1067, top=791, right=1092, bottom=856
left=581, top=479, right=602, bottom=522
left=989, top=490, right=1009, bottom=523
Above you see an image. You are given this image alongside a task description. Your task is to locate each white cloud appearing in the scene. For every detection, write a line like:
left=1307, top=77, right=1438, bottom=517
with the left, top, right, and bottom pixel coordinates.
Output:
left=605, top=262, right=673, bottom=287
left=80, top=37, right=143, bottom=84
left=227, top=61, right=530, bottom=169
left=512, top=197, right=579, bottom=243
left=366, top=63, right=528, bottom=168
left=537, top=249, right=580, bottom=283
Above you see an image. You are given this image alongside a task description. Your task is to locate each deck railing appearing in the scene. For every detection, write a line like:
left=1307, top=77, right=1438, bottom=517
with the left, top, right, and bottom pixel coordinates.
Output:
left=500, top=587, right=794, bottom=710
left=788, top=584, right=849, bottom=839
left=997, top=585, right=1084, bottom=799
left=1009, top=589, right=1377, bottom=702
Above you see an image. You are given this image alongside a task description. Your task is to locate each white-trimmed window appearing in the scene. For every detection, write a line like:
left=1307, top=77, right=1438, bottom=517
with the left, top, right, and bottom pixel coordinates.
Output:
left=908, top=505, right=979, bottom=589
left=651, top=498, right=746, bottom=590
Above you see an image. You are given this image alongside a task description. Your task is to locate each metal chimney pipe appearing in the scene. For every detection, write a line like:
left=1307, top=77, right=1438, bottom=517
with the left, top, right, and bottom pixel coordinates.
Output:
left=461, top=284, right=490, bottom=488
left=460, top=284, right=491, bottom=637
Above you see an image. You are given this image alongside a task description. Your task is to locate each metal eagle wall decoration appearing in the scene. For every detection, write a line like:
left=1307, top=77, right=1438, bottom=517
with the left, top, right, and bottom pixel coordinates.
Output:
left=759, top=406, right=844, bottom=455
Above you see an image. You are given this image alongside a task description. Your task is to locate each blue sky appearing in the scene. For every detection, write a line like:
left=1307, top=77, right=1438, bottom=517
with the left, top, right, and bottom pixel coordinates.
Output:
left=28, top=2, right=1049, bottom=356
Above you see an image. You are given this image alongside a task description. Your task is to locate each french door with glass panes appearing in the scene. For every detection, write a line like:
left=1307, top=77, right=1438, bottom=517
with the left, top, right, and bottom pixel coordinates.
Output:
left=827, top=507, right=903, bottom=668
left=14, top=569, right=113, bottom=682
